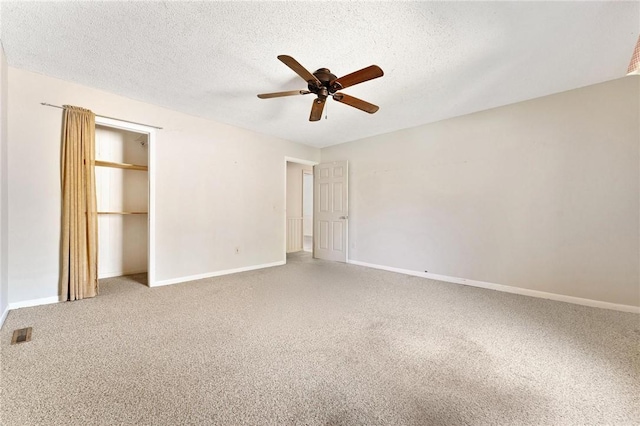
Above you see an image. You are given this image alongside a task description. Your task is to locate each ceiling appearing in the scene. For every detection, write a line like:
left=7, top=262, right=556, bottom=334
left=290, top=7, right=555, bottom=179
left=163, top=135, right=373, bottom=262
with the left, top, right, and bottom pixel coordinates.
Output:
left=1, top=1, right=638, bottom=148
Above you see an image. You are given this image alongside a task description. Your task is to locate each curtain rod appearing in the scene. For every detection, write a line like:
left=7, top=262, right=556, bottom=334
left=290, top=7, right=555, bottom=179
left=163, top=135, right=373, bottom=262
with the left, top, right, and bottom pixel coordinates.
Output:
left=40, top=103, right=163, bottom=130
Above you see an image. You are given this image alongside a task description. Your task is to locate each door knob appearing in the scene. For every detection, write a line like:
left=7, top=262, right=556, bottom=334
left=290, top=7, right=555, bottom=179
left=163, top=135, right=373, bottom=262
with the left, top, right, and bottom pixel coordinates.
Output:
left=339, top=216, right=349, bottom=220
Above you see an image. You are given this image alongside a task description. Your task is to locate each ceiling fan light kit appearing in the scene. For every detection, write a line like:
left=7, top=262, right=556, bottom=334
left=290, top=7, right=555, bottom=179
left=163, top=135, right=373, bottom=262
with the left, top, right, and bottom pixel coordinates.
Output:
left=258, top=55, right=383, bottom=121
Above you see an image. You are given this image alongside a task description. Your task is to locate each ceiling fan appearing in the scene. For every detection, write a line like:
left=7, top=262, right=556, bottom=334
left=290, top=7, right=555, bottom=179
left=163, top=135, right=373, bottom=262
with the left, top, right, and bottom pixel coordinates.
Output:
left=257, top=55, right=384, bottom=121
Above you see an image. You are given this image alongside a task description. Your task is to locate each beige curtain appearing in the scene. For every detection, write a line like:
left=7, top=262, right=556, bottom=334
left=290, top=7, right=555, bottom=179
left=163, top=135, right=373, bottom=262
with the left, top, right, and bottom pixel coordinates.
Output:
left=60, top=105, right=98, bottom=300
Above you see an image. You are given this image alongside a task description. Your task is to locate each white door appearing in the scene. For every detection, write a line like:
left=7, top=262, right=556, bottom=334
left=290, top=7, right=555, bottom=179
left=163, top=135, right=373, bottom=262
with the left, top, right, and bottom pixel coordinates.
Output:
left=314, top=161, right=348, bottom=262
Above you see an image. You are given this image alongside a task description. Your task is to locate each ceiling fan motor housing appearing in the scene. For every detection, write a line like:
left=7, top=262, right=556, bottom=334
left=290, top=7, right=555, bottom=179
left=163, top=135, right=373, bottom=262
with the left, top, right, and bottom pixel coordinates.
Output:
left=309, top=68, right=341, bottom=96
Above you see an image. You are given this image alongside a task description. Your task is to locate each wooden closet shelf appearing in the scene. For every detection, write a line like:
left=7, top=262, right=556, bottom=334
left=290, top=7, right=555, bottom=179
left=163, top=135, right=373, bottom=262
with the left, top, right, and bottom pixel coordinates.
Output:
left=93, top=160, right=148, bottom=171
left=96, top=212, right=148, bottom=215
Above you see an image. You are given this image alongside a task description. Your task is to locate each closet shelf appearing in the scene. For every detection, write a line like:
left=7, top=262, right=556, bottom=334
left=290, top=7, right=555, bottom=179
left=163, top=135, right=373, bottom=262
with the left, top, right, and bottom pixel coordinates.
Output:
left=97, top=212, right=148, bottom=215
left=94, top=160, right=148, bottom=171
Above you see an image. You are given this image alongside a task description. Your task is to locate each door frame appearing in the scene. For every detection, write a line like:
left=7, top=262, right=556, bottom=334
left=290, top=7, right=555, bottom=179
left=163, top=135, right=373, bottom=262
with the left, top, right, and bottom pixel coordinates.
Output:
left=95, top=116, right=157, bottom=287
left=284, top=157, right=318, bottom=262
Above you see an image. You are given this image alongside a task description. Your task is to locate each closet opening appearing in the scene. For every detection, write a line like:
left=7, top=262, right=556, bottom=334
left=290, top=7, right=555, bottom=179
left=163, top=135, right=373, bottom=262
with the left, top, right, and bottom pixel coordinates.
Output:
left=94, top=117, right=156, bottom=287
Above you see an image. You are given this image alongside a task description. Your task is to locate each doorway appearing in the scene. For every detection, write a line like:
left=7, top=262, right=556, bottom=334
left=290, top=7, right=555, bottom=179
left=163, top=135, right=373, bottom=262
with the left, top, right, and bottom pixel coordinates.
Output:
left=302, top=170, right=313, bottom=252
left=285, top=157, right=317, bottom=260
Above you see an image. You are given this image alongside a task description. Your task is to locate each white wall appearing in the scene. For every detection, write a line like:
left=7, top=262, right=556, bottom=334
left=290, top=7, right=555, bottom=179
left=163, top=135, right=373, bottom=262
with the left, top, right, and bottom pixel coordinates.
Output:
left=322, top=77, right=640, bottom=307
left=95, top=126, right=148, bottom=278
left=0, top=43, right=8, bottom=323
left=7, top=68, right=320, bottom=304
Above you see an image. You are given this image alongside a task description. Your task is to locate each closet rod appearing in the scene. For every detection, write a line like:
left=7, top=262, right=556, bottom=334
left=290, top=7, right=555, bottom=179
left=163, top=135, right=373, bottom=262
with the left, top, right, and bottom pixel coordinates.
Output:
left=40, top=103, right=163, bottom=130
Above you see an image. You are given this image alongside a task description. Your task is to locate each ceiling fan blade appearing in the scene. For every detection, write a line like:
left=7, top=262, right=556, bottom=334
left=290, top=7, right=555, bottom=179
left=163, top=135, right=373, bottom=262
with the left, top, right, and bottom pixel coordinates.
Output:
left=309, top=98, right=326, bottom=122
left=331, top=65, right=384, bottom=90
left=257, top=90, right=309, bottom=99
left=278, top=55, right=322, bottom=86
left=333, top=93, right=379, bottom=114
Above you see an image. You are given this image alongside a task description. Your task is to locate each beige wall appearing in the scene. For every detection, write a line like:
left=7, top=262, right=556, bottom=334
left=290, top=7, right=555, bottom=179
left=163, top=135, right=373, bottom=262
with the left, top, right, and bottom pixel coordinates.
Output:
left=7, top=68, right=320, bottom=304
left=5, top=65, right=638, bottom=308
left=322, top=77, right=640, bottom=307
left=0, top=44, right=8, bottom=318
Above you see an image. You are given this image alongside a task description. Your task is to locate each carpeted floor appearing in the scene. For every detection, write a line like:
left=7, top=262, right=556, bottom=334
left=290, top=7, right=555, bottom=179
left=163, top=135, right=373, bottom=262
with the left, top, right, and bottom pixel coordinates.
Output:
left=1, top=252, right=638, bottom=425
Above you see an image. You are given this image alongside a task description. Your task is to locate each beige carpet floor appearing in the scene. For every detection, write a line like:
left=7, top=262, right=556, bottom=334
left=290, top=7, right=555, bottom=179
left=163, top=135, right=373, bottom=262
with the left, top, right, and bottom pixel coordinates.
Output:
left=1, top=252, right=638, bottom=425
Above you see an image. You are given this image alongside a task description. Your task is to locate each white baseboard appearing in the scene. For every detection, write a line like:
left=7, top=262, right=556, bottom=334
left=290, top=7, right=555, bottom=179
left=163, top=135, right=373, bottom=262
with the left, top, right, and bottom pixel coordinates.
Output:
left=0, top=306, right=9, bottom=329
left=347, top=259, right=640, bottom=314
left=8, top=295, right=65, bottom=310
left=152, top=260, right=286, bottom=287
left=2, top=262, right=287, bottom=313
left=99, top=269, right=147, bottom=279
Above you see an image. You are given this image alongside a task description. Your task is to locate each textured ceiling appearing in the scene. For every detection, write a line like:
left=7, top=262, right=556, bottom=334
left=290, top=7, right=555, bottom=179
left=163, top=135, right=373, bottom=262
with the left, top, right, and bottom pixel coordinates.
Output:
left=1, top=1, right=638, bottom=148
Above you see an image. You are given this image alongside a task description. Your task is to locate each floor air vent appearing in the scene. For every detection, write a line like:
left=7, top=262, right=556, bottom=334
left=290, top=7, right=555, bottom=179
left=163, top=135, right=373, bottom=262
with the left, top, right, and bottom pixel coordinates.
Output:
left=11, top=327, right=32, bottom=345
